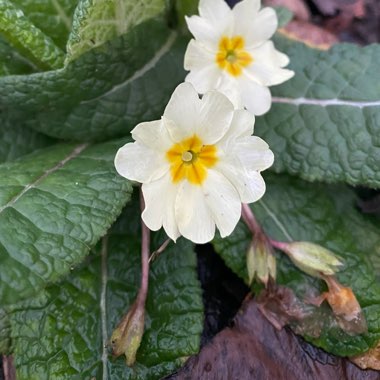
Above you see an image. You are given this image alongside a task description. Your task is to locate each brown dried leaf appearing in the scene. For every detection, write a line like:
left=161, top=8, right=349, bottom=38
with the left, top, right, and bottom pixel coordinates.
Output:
left=167, top=298, right=380, bottom=379
left=313, top=0, right=366, bottom=35
left=311, top=0, right=365, bottom=17
left=256, top=284, right=311, bottom=330
left=323, top=276, right=367, bottom=335
left=351, top=341, right=380, bottom=370
left=279, top=20, right=339, bottom=50
left=257, top=284, right=333, bottom=338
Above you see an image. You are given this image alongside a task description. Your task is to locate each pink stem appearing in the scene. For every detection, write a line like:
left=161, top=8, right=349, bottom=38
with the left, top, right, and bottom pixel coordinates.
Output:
left=268, top=238, right=288, bottom=251
left=241, top=203, right=289, bottom=252
left=241, top=203, right=262, bottom=235
left=3, top=355, right=16, bottom=380
left=137, top=190, right=150, bottom=308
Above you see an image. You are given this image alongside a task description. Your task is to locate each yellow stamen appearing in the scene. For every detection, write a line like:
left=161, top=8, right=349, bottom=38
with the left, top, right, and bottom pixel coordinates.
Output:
left=166, top=135, right=218, bottom=185
left=216, top=36, right=253, bottom=77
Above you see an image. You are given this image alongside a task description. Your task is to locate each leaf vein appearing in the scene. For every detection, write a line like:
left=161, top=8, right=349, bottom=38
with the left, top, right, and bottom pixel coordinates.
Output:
left=272, top=97, right=380, bottom=108
left=258, top=200, right=293, bottom=241
left=51, top=0, right=72, bottom=31
left=81, top=31, right=177, bottom=104
left=0, top=143, right=89, bottom=214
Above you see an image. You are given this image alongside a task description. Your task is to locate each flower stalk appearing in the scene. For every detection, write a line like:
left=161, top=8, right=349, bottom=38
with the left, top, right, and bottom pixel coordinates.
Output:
left=149, top=237, right=171, bottom=263
left=241, top=204, right=342, bottom=283
left=241, top=203, right=262, bottom=236
left=241, top=204, right=366, bottom=334
left=110, top=190, right=151, bottom=366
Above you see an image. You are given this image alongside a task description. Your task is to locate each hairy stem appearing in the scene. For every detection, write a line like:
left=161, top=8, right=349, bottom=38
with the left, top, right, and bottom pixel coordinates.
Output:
left=149, top=238, right=171, bottom=263
left=242, top=204, right=290, bottom=254
left=3, top=355, right=16, bottom=380
left=241, top=203, right=263, bottom=235
left=137, top=190, right=150, bottom=309
left=268, top=239, right=288, bottom=251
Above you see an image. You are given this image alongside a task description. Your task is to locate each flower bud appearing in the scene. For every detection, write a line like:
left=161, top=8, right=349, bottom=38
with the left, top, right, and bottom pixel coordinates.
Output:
left=110, top=299, right=145, bottom=366
left=246, top=236, right=276, bottom=286
left=277, top=241, right=343, bottom=278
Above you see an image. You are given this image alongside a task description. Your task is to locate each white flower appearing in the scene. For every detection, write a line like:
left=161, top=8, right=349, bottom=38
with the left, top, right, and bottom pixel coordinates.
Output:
left=184, top=0, right=294, bottom=116
left=115, top=83, right=274, bottom=244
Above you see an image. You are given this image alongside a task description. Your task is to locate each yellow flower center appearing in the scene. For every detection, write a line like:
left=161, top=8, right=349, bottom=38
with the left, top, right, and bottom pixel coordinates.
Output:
left=166, top=135, right=218, bottom=185
left=216, top=36, right=253, bottom=77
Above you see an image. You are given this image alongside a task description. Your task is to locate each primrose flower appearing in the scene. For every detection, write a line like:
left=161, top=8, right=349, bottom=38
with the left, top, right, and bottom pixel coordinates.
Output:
left=115, top=83, right=274, bottom=244
left=184, top=0, right=294, bottom=115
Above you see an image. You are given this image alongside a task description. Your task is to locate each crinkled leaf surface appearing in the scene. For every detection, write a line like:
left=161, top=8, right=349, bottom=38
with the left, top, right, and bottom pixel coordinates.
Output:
left=2, top=27, right=380, bottom=188
left=213, top=173, right=380, bottom=356
left=0, top=0, right=65, bottom=70
left=0, top=37, right=36, bottom=76
left=11, top=0, right=78, bottom=50
left=0, top=19, right=186, bottom=141
left=0, top=111, right=55, bottom=164
left=0, top=308, right=10, bottom=353
left=0, top=139, right=132, bottom=305
left=256, top=37, right=380, bottom=188
left=66, top=0, right=166, bottom=61
left=9, top=199, right=203, bottom=380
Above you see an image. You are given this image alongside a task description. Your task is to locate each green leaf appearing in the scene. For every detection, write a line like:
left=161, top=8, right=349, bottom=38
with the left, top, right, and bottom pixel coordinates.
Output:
left=11, top=0, right=78, bottom=50
left=66, top=0, right=166, bottom=62
left=0, top=36, right=36, bottom=76
left=0, top=0, right=65, bottom=70
left=0, top=111, right=55, bottom=163
left=9, top=200, right=203, bottom=380
left=256, top=37, right=380, bottom=188
left=173, top=0, right=198, bottom=29
left=213, top=173, right=380, bottom=356
left=0, top=19, right=186, bottom=141
left=0, top=139, right=133, bottom=305
left=0, top=308, right=10, bottom=353
left=274, top=6, right=293, bottom=28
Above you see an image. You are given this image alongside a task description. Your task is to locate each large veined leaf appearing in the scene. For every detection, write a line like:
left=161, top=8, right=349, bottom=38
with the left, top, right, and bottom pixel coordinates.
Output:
left=1, top=25, right=379, bottom=189
left=0, top=308, right=10, bottom=353
left=0, top=139, right=132, bottom=305
left=213, top=173, right=380, bottom=356
left=11, top=0, right=78, bottom=50
left=0, top=19, right=186, bottom=141
left=8, top=200, right=203, bottom=380
left=0, top=0, right=65, bottom=70
left=0, top=37, right=36, bottom=76
left=66, top=0, right=166, bottom=61
left=0, top=111, right=55, bottom=164
left=256, top=37, right=380, bottom=188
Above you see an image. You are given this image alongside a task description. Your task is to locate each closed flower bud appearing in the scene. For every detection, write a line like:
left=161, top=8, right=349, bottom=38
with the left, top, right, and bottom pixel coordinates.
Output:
left=247, top=236, right=276, bottom=286
left=274, top=241, right=343, bottom=278
left=110, top=300, right=145, bottom=366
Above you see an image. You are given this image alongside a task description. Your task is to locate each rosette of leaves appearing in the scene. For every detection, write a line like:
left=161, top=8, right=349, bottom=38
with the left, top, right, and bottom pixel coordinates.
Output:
left=0, top=0, right=379, bottom=377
